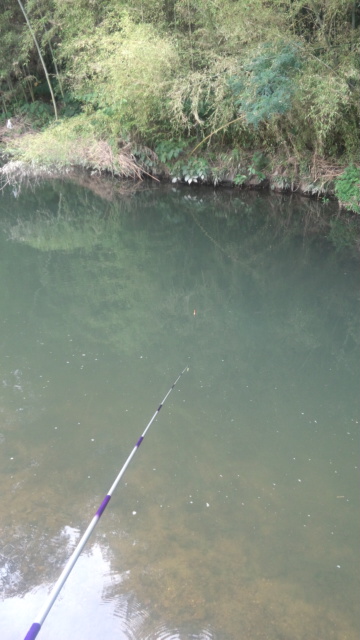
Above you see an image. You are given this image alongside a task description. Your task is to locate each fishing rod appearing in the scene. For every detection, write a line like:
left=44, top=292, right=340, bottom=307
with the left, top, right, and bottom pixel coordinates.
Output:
left=23, top=366, right=189, bottom=640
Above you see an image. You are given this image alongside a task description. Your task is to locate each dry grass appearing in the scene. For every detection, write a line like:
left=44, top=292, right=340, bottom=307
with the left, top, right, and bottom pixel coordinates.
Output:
left=309, top=154, right=345, bottom=183
left=0, top=113, right=154, bottom=183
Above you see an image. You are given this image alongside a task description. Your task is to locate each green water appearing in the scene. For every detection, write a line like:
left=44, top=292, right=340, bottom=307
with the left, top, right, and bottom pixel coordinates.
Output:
left=0, top=180, right=359, bottom=640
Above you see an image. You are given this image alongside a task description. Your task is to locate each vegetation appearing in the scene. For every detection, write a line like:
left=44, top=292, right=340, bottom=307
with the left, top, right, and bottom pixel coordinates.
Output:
left=0, top=1, right=359, bottom=211
left=334, top=164, right=360, bottom=214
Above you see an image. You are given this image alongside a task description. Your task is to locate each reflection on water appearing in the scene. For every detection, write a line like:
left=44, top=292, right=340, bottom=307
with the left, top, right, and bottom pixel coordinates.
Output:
left=0, top=181, right=359, bottom=640
left=1, top=540, right=128, bottom=640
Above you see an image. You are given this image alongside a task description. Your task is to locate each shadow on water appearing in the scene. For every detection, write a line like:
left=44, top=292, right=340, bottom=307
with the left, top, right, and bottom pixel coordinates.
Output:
left=0, top=180, right=359, bottom=639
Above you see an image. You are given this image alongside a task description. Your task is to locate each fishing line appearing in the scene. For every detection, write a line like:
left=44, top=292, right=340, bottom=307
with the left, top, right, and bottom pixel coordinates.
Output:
left=23, top=366, right=189, bottom=640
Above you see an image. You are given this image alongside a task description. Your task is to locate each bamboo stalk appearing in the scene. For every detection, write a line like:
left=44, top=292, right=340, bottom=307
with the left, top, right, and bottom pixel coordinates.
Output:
left=16, top=0, right=58, bottom=119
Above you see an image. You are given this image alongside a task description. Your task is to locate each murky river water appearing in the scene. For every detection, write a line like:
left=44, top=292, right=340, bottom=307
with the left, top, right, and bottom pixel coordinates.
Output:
left=0, top=179, right=359, bottom=640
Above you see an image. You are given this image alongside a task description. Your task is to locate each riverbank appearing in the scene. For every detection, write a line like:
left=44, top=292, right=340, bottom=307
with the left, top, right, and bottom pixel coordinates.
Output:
left=1, top=115, right=359, bottom=252
left=0, top=117, right=353, bottom=196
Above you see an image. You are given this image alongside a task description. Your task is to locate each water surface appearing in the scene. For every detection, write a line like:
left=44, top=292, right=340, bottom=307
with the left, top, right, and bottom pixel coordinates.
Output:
left=0, top=180, right=359, bottom=640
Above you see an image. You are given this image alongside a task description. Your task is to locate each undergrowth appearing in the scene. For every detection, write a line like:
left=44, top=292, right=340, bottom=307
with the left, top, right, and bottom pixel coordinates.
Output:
left=4, top=113, right=144, bottom=178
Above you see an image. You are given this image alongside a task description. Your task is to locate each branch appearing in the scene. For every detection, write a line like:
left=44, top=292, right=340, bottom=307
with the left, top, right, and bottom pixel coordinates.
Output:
left=190, top=116, right=245, bottom=156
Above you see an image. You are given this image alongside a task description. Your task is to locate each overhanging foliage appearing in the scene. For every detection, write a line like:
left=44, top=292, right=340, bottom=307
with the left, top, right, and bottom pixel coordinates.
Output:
left=0, top=0, right=359, bottom=162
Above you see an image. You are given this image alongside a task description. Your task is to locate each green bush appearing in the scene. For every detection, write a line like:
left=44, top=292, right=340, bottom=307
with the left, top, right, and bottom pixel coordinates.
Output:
left=335, top=165, right=360, bottom=214
left=173, top=157, right=210, bottom=184
left=155, top=140, right=187, bottom=164
left=229, top=43, right=302, bottom=127
left=62, top=13, right=179, bottom=139
left=19, top=101, right=53, bottom=127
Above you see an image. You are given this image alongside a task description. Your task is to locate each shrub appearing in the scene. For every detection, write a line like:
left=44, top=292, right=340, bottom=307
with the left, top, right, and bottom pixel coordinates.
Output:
left=62, top=13, right=179, bottom=139
left=229, top=42, right=302, bottom=127
left=6, top=113, right=143, bottom=177
left=155, top=140, right=187, bottom=164
left=172, top=157, right=210, bottom=184
left=298, top=70, right=356, bottom=156
left=335, top=165, right=360, bottom=214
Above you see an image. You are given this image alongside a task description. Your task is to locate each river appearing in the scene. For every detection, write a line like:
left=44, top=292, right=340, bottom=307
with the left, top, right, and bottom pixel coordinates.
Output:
left=0, top=179, right=359, bottom=640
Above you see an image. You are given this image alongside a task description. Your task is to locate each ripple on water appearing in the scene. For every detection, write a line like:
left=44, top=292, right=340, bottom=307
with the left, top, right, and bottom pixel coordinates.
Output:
left=141, top=623, right=216, bottom=640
